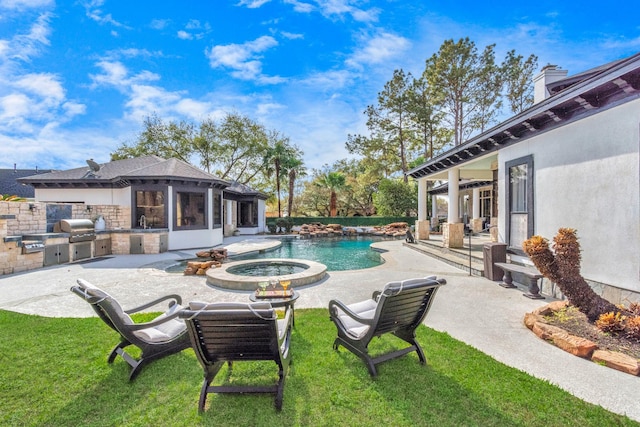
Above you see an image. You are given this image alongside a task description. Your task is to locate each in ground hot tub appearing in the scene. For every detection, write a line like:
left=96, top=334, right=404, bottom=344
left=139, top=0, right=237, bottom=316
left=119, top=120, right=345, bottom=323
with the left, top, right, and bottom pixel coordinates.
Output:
left=206, top=258, right=327, bottom=291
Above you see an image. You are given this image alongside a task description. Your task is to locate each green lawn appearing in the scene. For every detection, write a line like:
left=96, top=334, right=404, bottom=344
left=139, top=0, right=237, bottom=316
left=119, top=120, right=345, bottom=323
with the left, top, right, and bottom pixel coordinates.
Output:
left=0, top=308, right=637, bottom=427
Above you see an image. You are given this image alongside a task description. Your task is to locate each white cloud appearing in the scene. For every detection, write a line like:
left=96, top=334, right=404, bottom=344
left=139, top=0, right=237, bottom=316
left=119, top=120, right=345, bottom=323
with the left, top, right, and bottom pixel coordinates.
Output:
left=283, top=0, right=379, bottom=22
left=283, top=0, right=314, bottom=14
left=82, top=0, right=130, bottom=29
left=177, top=30, right=192, bottom=40
left=89, top=61, right=160, bottom=90
left=236, top=0, right=271, bottom=8
left=9, top=13, right=52, bottom=62
left=149, top=19, right=170, bottom=30
left=346, top=31, right=411, bottom=69
left=0, top=0, right=52, bottom=9
left=206, top=35, right=283, bottom=82
left=281, top=31, right=304, bottom=40
left=15, top=73, right=64, bottom=103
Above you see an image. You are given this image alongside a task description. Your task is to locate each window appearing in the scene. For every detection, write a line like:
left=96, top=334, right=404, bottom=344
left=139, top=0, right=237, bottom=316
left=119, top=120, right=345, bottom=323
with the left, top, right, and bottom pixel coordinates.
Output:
left=238, top=200, right=258, bottom=227
left=135, top=190, right=166, bottom=228
left=175, top=191, right=206, bottom=229
left=212, top=192, right=222, bottom=229
left=505, top=155, right=534, bottom=252
left=480, top=189, right=492, bottom=219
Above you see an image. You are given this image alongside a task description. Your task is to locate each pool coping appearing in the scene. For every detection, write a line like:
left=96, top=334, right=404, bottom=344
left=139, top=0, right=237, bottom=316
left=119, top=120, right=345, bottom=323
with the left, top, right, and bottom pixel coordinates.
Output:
left=206, top=258, right=328, bottom=291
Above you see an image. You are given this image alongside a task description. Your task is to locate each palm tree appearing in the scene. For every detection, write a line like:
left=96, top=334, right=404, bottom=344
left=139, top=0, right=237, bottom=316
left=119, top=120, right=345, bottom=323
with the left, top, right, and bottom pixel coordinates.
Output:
left=285, top=156, right=305, bottom=217
left=319, top=172, right=346, bottom=217
left=263, top=134, right=292, bottom=218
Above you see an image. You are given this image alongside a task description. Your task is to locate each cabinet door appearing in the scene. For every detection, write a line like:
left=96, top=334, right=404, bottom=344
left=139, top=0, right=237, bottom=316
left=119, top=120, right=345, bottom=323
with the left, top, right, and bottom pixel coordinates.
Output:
left=44, top=245, right=59, bottom=266
left=130, top=235, right=144, bottom=254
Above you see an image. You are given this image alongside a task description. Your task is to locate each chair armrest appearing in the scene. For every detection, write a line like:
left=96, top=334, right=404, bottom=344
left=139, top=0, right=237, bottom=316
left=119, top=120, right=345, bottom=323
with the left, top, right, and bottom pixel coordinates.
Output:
left=372, top=290, right=381, bottom=301
left=124, top=294, right=183, bottom=314
left=126, top=309, right=183, bottom=331
left=328, top=299, right=375, bottom=326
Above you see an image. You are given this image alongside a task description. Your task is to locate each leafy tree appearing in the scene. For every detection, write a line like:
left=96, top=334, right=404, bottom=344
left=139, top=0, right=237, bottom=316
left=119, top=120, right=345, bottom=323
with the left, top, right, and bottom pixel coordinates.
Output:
left=502, top=50, right=538, bottom=114
left=406, top=75, right=451, bottom=160
left=317, top=171, right=347, bottom=217
left=424, top=38, right=500, bottom=145
left=112, top=113, right=194, bottom=162
left=345, top=133, right=400, bottom=179
left=284, top=154, right=305, bottom=217
left=215, top=112, right=269, bottom=185
left=373, top=178, right=417, bottom=216
left=263, top=133, right=295, bottom=217
left=472, top=43, right=503, bottom=133
left=363, top=69, right=418, bottom=182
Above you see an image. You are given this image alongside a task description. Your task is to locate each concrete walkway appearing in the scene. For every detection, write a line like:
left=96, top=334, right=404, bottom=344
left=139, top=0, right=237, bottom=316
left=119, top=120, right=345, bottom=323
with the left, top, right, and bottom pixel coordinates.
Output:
left=0, top=237, right=638, bottom=422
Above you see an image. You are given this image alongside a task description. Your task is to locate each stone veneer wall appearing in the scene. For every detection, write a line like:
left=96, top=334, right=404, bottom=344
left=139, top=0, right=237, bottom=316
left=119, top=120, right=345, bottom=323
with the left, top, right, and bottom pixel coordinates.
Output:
left=0, top=201, right=131, bottom=235
left=0, top=217, right=44, bottom=274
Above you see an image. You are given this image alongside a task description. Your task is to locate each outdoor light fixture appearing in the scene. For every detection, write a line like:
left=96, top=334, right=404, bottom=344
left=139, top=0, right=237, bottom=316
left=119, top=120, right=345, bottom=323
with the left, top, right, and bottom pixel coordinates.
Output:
left=86, top=205, right=92, bottom=212
left=29, top=203, right=37, bottom=211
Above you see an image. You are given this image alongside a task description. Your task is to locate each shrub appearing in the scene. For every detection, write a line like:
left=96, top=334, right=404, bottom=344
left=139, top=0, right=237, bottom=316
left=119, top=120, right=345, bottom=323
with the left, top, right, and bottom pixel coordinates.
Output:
left=595, top=311, right=626, bottom=333
left=624, top=316, right=640, bottom=340
left=267, top=221, right=277, bottom=234
left=276, top=217, right=293, bottom=233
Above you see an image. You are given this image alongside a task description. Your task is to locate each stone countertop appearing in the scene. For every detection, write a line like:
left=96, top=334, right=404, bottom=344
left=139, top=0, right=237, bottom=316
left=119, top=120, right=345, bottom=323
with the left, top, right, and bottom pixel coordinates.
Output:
left=21, top=233, right=68, bottom=241
left=97, top=228, right=169, bottom=234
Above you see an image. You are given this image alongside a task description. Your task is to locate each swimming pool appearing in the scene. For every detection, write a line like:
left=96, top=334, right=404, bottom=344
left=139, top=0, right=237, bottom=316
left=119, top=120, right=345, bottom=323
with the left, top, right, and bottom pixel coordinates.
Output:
left=230, top=236, right=385, bottom=271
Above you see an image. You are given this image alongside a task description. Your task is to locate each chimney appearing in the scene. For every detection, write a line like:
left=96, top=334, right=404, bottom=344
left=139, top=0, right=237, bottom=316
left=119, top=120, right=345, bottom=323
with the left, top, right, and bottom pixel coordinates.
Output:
left=533, top=64, right=568, bottom=104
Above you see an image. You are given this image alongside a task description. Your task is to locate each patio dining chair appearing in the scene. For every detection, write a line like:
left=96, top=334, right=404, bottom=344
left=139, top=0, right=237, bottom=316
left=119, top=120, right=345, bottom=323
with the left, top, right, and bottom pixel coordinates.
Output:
left=329, top=276, right=446, bottom=376
left=178, top=301, right=293, bottom=412
left=70, top=279, right=190, bottom=380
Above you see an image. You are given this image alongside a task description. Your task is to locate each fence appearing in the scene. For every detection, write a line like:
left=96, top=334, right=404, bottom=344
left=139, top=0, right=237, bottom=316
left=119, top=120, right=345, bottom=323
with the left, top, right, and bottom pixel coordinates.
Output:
left=268, top=216, right=417, bottom=227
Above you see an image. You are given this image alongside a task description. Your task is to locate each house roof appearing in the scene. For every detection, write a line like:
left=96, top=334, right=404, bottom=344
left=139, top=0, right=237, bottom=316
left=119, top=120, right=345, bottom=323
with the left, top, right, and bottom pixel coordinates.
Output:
left=17, top=156, right=230, bottom=190
left=0, top=168, right=53, bottom=198
left=408, top=51, right=640, bottom=180
left=224, top=181, right=269, bottom=200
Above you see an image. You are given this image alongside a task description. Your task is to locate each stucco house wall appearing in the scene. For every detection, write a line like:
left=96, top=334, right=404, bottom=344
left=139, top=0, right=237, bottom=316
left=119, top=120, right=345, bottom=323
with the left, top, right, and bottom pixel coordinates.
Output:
left=34, top=187, right=131, bottom=206
left=498, top=98, right=640, bottom=295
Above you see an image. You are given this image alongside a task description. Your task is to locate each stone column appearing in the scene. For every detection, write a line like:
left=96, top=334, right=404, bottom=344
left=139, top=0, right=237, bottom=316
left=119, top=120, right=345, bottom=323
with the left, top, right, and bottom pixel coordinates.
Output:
left=431, top=194, right=438, bottom=229
left=443, top=168, right=463, bottom=248
left=471, top=187, right=483, bottom=233
left=417, top=178, right=427, bottom=221
left=224, top=200, right=234, bottom=237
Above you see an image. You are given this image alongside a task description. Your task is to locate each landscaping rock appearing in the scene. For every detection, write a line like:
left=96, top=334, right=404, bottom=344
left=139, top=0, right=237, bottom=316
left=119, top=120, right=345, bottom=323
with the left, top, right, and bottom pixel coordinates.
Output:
left=532, top=322, right=598, bottom=358
left=591, top=350, right=640, bottom=376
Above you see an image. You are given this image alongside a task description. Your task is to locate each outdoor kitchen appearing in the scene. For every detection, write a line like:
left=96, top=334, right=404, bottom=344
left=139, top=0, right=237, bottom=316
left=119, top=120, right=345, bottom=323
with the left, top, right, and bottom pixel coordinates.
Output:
left=0, top=201, right=168, bottom=275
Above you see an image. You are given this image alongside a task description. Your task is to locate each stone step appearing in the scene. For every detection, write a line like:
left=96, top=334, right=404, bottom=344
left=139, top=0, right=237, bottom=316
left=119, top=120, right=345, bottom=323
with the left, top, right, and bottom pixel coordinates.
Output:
left=404, top=241, right=485, bottom=277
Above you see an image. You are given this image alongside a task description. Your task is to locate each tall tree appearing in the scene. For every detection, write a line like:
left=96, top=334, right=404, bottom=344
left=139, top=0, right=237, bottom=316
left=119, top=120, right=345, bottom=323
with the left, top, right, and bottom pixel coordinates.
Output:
left=111, top=113, right=194, bottom=162
left=191, top=117, right=220, bottom=174
left=502, top=50, right=538, bottom=114
left=363, top=69, right=417, bottom=182
left=284, top=154, right=305, bottom=217
left=263, top=133, right=294, bottom=217
left=406, top=75, right=451, bottom=160
left=424, top=38, right=500, bottom=145
left=345, top=133, right=400, bottom=178
left=472, top=44, right=503, bottom=133
left=318, top=171, right=346, bottom=217
left=216, top=112, right=269, bottom=185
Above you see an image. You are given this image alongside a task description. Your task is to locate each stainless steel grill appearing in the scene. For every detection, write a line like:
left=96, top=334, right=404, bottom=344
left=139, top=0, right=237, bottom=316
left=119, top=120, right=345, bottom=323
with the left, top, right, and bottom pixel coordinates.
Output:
left=53, top=219, right=96, bottom=243
left=22, top=242, right=45, bottom=254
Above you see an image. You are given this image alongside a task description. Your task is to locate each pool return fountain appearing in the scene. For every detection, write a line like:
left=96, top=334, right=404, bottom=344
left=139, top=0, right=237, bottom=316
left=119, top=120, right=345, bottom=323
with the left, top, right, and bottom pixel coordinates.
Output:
left=206, top=258, right=327, bottom=291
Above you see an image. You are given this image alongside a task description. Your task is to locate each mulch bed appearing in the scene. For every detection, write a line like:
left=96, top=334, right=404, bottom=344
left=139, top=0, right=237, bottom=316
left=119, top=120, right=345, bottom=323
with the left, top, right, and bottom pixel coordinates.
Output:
left=544, top=306, right=640, bottom=360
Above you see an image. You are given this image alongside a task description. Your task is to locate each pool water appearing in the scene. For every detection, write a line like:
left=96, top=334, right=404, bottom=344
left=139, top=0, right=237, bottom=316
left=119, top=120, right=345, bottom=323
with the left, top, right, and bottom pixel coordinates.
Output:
left=231, top=236, right=384, bottom=271
left=226, top=261, right=308, bottom=276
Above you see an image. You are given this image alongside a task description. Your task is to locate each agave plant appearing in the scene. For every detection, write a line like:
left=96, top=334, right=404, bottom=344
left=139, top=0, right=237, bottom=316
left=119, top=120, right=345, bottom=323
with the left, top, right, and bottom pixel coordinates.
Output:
left=1, top=194, right=27, bottom=202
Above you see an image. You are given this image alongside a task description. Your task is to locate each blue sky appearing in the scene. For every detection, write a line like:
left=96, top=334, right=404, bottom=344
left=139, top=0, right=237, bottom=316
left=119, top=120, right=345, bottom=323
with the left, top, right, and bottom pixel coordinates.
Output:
left=1, top=0, right=639, bottom=173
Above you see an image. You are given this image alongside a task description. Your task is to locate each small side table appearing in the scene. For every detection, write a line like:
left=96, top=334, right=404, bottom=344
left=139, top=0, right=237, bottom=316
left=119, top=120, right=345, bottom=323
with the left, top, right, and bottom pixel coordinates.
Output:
left=250, top=290, right=300, bottom=326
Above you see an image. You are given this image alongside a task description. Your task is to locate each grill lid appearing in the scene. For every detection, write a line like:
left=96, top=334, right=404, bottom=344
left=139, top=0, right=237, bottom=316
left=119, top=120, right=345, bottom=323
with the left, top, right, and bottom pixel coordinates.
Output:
left=53, top=219, right=95, bottom=233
